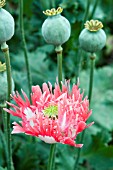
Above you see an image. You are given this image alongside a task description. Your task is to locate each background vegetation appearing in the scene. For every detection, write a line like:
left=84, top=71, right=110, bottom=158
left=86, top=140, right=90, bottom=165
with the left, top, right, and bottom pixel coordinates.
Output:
left=0, top=0, right=113, bottom=170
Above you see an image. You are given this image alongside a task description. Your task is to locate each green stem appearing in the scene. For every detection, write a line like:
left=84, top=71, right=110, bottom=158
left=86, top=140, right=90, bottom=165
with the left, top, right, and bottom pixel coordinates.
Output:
left=57, top=52, right=62, bottom=89
left=56, top=45, right=63, bottom=89
left=76, top=0, right=91, bottom=83
left=0, top=105, right=10, bottom=168
left=50, top=0, right=55, bottom=8
left=81, top=0, right=91, bottom=29
left=74, top=54, right=95, bottom=170
left=75, top=50, right=83, bottom=83
left=88, top=55, right=95, bottom=103
left=89, top=0, right=99, bottom=19
left=19, top=0, right=32, bottom=100
left=47, top=46, right=63, bottom=170
left=1, top=106, right=8, bottom=142
left=0, top=130, right=9, bottom=167
left=1, top=43, right=14, bottom=170
left=47, top=144, right=56, bottom=170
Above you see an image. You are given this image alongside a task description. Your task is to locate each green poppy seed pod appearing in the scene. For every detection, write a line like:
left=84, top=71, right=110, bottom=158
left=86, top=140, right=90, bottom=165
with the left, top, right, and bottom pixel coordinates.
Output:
left=0, top=0, right=14, bottom=45
left=79, top=20, right=106, bottom=53
left=42, top=7, right=71, bottom=46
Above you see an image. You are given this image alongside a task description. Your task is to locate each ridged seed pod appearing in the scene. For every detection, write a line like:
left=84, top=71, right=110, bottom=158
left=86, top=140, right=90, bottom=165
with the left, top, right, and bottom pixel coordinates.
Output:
left=0, top=0, right=14, bottom=45
left=42, top=7, right=71, bottom=46
left=79, top=20, right=106, bottom=53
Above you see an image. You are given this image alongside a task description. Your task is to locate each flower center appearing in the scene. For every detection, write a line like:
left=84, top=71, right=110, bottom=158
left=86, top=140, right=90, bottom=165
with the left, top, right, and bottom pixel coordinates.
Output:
left=43, top=105, right=58, bottom=118
left=0, top=0, right=6, bottom=8
left=84, top=20, right=103, bottom=32
left=43, top=7, right=63, bottom=16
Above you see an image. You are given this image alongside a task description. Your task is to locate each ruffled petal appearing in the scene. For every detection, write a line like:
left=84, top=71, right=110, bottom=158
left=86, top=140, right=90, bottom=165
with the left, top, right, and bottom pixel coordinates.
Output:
left=12, top=122, right=25, bottom=134
left=61, top=137, right=83, bottom=148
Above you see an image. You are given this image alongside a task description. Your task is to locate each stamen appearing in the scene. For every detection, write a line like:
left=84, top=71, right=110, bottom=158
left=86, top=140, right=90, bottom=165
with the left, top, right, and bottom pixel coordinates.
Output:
left=43, top=105, right=58, bottom=118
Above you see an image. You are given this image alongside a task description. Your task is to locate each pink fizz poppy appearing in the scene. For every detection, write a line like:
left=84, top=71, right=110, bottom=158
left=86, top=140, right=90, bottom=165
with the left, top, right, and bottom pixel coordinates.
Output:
left=4, top=80, right=93, bottom=147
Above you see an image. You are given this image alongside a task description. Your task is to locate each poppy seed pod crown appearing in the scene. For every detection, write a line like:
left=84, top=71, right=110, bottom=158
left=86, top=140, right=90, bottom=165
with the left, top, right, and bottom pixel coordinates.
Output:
left=0, top=0, right=14, bottom=45
left=79, top=20, right=106, bottom=53
left=42, top=7, right=71, bottom=46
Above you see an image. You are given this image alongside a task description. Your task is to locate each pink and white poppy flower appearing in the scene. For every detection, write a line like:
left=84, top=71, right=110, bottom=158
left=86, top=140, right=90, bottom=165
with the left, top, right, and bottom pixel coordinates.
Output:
left=4, top=80, right=93, bottom=147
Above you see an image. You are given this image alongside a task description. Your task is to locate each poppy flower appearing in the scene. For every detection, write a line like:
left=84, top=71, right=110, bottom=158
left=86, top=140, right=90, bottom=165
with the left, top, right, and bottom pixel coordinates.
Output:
left=4, top=80, right=93, bottom=147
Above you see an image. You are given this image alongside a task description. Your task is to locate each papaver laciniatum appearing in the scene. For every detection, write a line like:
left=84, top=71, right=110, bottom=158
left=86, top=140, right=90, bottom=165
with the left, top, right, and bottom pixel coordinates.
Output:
left=4, top=81, right=93, bottom=147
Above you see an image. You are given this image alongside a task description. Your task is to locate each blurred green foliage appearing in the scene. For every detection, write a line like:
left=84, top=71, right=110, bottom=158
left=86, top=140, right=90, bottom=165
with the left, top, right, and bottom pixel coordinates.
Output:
left=0, top=0, right=113, bottom=170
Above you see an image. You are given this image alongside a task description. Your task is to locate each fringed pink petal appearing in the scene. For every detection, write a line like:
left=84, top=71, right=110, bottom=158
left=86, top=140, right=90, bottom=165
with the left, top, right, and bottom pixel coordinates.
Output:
left=86, top=122, right=94, bottom=128
left=31, top=85, right=42, bottom=105
left=85, top=110, right=92, bottom=120
left=54, top=83, right=61, bottom=98
left=12, top=122, right=25, bottom=134
left=11, top=91, right=30, bottom=108
left=76, top=121, right=86, bottom=134
left=61, top=137, right=83, bottom=148
left=3, top=108, right=21, bottom=118
left=21, top=89, right=30, bottom=106
left=48, top=82, right=52, bottom=93
left=42, top=83, right=50, bottom=95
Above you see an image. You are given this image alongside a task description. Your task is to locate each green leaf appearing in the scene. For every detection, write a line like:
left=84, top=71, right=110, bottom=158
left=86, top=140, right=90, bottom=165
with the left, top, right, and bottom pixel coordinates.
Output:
left=79, top=66, right=113, bottom=131
left=0, top=167, right=7, bottom=170
left=56, top=144, right=75, bottom=170
left=76, top=130, right=113, bottom=170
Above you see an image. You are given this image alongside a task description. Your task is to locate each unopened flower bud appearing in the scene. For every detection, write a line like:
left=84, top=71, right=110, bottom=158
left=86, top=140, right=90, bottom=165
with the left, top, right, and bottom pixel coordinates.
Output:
left=42, top=7, right=71, bottom=46
left=79, top=20, right=106, bottom=53
left=0, top=0, right=14, bottom=45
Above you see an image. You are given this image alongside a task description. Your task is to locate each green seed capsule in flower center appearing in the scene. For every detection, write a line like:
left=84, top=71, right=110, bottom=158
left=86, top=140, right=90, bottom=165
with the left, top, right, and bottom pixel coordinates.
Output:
left=43, top=105, right=58, bottom=118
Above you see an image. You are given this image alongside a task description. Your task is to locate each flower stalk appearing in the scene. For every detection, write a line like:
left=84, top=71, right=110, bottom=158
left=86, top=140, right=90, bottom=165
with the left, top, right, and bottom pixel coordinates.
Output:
left=47, top=144, right=56, bottom=170
left=76, top=0, right=91, bottom=83
left=1, top=104, right=7, bottom=143
left=1, top=42, right=14, bottom=170
left=88, top=54, right=96, bottom=103
left=50, top=0, right=55, bottom=8
left=56, top=45, right=63, bottom=89
left=19, top=0, right=32, bottom=100
left=89, top=0, right=100, bottom=19
left=81, top=0, right=91, bottom=29
left=47, top=45, right=63, bottom=170
left=0, top=129, right=9, bottom=167
left=74, top=53, right=96, bottom=170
